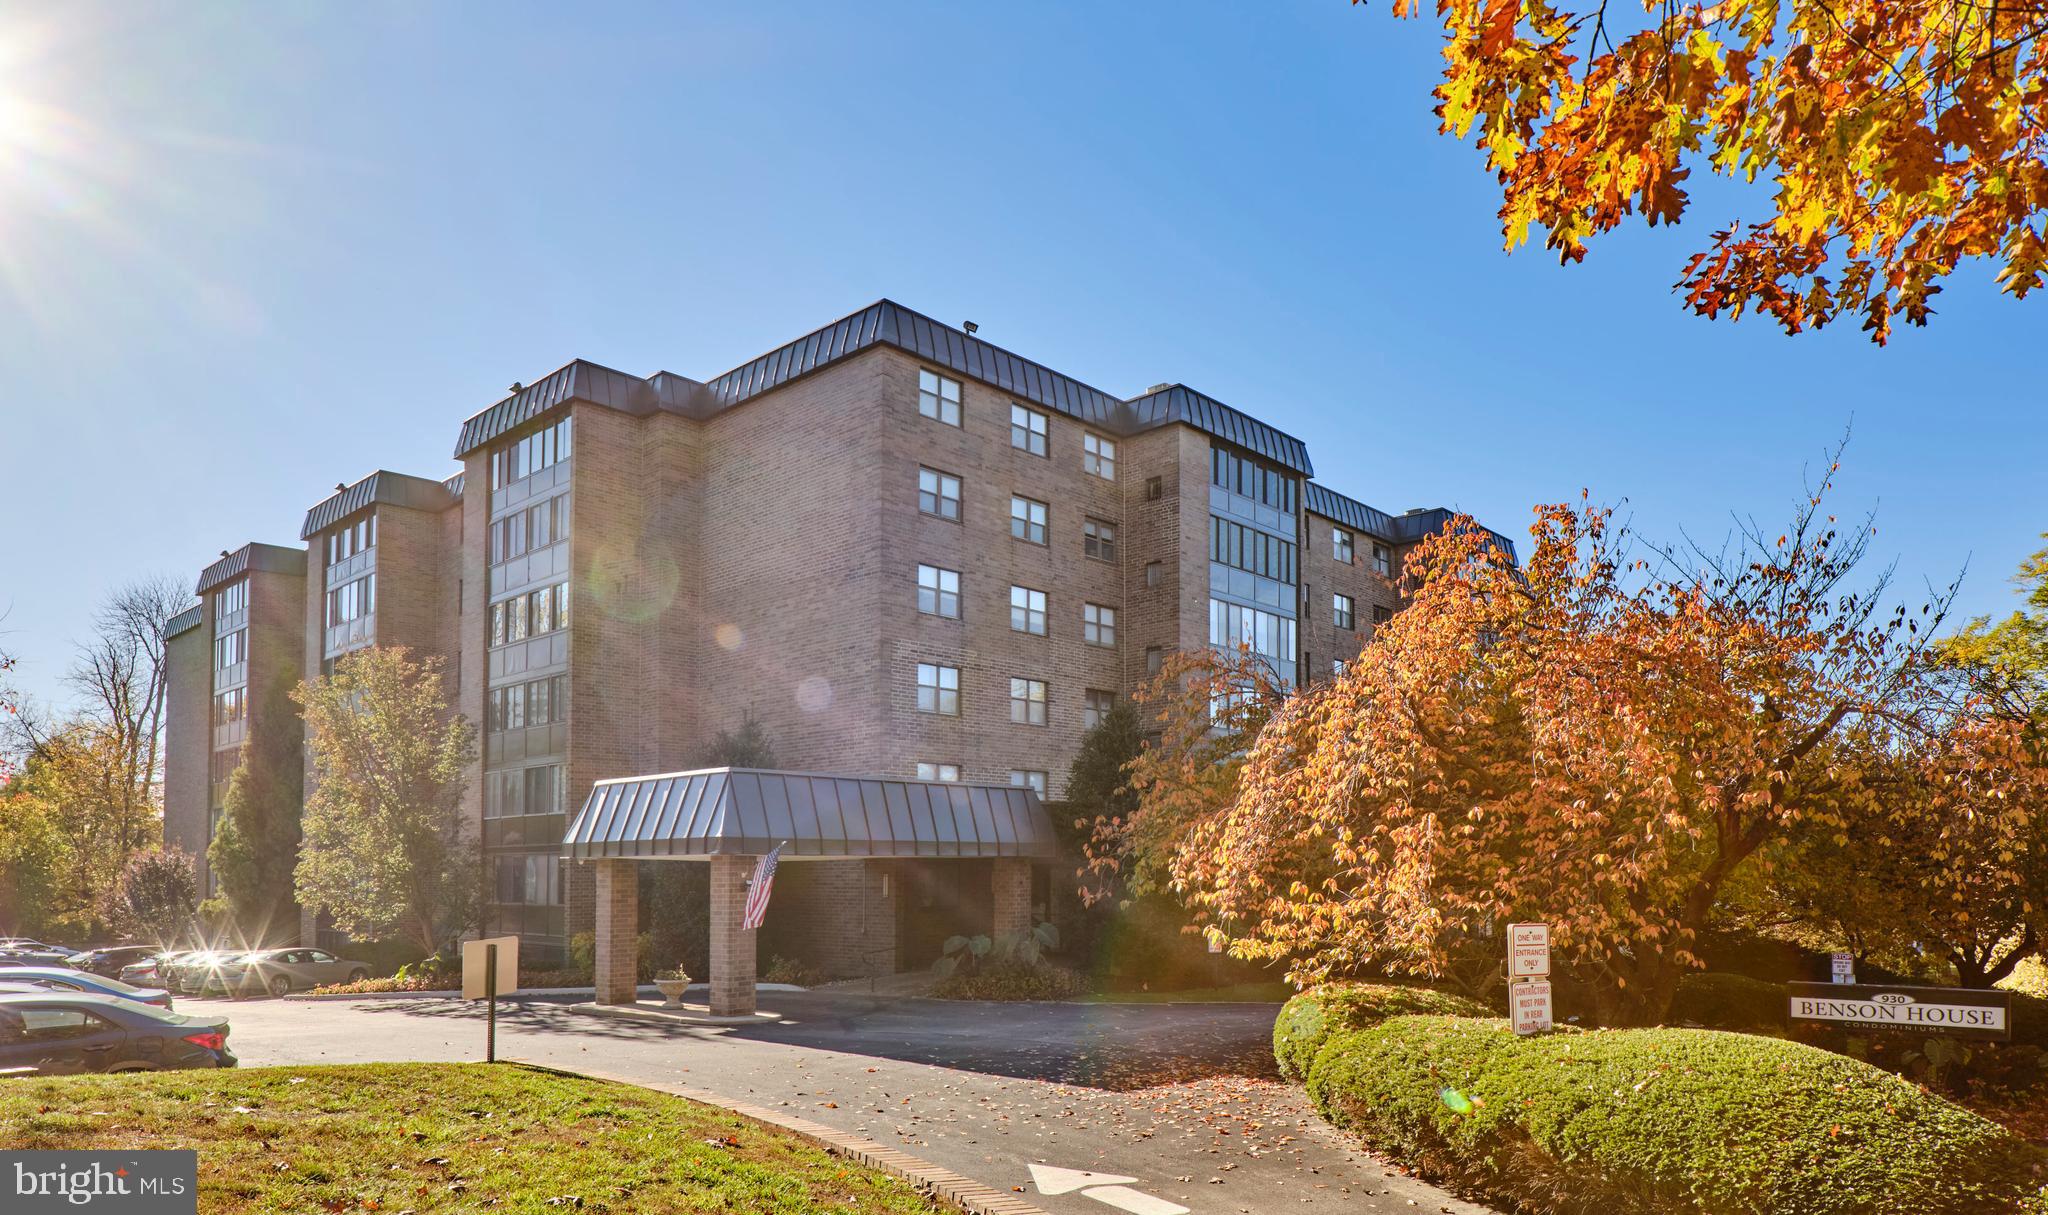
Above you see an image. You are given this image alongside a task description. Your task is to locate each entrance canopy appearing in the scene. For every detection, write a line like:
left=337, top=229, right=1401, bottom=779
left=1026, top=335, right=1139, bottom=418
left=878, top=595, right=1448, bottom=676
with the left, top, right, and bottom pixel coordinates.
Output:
left=562, top=766, right=1058, bottom=861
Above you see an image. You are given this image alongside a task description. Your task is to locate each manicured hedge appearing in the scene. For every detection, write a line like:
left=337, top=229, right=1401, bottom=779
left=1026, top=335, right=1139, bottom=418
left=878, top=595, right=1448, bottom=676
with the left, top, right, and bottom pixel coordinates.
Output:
left=1668, top=971, right=1788, bottom=1032
left=1272, top=983, right=1492, bottom=1079
left=1303, top=1015, right=2046, bottom=1215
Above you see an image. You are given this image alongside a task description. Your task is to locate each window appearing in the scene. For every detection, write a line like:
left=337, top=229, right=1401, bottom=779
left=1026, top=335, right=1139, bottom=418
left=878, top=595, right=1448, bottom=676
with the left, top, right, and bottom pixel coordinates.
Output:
left=1083, top=433, right=1116, bottom=480
left=1009, top=677, right=1047, bottom=726
left=1009, top=585, right=1047, bottom=635
left=916, top=663, right=960, bottom=715
left=1372, top=542, right=1393, bottom=577
left=1145, top=475, right=1164, bottom=501
left=508, top=594, right=529, bottom=642
left=214, top=629, right=246, bottom=671
left=1210, top=600, right=1298, bottom=668
left=1332, top=659, right=1348, bottom=677
left=17, top=1007, right=113, bottom=1041
left=1145, top=561, right=1163, bottom=588
left=532, top=583, right=555, bottom=633
left=555, top=583, right=571, bottom=629
left=1009, top=771, right=1049, bottom=796
left=525, top=764, right=560, bottom=815
left=489, top=676, right=567, bottom=731
left=213, top=581, right=247, bottom=618
left=1083, top=517, right=1117, bottom=562
left=495, top=854, right=562, bottom=905
left=325, top=515, right=375, bottom=566
left=1083, top=688, right=1115, bottom=730
left=1333, top=594, right=1355, bottom=631
left=1372, top=605, right=1394, bottom=626
left=326, top=574, right=376, bottom=627
left=916, top=762, right=961, bottom=783
left=1333, top=528, right=1355, bottom=563
left=1210, top=446, right=1298, bottom=514
left=212, top=687, right=246, bottom=726
left=489, top=512, right=531, bottom=564
left=1083, top=603, right=1116, bottom=647
left=1010, top=404, right=1048, bottom=456
left=1010, top=496, right=1048, bottom=545
left=528, top=493, right=569, bottom=551
left=1210, top=517, right=1297, bottom=584
left=489, top=600, right=507, bottom=647
left=490, top=415, right=574, bottom=491
left=1146, top=646, right=1164, bottom=675
left=918, top=467, right=962, bottom=520
left=917, top=565, right=961, bottom=619
left=918, top=369, right=961, bottom=426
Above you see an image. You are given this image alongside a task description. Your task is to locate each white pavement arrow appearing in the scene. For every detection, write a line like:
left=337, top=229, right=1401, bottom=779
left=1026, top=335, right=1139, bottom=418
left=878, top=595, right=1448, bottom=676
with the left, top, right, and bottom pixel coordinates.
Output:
left=1027, top=1166, right=1191, bottom=1215
left=1029, top=1165, right=1139, bottom=1195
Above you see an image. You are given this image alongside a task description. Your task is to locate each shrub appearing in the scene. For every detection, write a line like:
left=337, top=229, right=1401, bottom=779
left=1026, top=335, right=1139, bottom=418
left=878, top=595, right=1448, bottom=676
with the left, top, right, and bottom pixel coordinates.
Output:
left=1667, top=972, right=1787, bottom=1032
left=762, top=955, right=827, bottom=987
left=1304, top=1015, right=2047, bottom=1215
left=930, top=965, right=1084, bottom=1001
left=1272, top=983, right=1492, bottom=1080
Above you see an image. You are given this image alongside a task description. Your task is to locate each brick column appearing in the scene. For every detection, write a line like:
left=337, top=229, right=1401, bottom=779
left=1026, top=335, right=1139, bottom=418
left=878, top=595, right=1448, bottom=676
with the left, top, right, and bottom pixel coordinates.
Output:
left=991, top=858, right=1033, bottom=940
left=593, top=859, right=638, bottom=1005
left=709, top=854, right=757, bottom=1017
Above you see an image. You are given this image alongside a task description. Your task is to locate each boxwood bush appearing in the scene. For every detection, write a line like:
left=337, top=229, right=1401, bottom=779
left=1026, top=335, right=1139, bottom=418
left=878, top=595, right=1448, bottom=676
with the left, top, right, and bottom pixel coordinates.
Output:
left=1272, top=983, right=1492, bottom=1079
left=1303, top=1015, right=2046, bottom=1215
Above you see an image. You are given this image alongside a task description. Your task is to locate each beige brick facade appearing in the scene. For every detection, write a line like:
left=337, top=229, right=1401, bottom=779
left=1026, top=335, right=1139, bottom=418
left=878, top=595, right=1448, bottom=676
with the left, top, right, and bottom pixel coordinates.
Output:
left=161, top=299, right=1510, bottom=975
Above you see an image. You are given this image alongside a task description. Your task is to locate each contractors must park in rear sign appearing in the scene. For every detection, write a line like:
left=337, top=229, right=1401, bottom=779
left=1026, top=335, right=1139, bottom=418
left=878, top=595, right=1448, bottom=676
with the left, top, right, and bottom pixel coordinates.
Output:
left=1786, top=982, right=2012, bottom=1041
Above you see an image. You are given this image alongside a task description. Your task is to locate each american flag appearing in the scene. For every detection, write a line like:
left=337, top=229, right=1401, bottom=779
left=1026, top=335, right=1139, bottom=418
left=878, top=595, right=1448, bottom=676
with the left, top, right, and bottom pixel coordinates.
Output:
left=741, top=844, right=783, bottom=932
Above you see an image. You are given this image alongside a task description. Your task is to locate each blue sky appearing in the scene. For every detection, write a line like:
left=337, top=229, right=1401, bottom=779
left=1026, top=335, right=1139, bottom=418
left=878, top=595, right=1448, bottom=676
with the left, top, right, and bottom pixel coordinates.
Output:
left=1, top=1, right=2041, bottom=711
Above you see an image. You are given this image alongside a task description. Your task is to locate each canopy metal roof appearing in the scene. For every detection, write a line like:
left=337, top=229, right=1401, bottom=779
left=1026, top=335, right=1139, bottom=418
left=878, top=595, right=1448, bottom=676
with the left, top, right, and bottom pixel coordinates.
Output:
left=562, top=767, right=1059, bottom=861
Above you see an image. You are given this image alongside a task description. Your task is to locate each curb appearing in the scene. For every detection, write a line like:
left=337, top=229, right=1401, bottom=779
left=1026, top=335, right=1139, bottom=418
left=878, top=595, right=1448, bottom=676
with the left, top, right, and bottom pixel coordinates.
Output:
left=511, top=1060, right=1049, bottom=1215
left=281, top=982, right=807, bottom=1003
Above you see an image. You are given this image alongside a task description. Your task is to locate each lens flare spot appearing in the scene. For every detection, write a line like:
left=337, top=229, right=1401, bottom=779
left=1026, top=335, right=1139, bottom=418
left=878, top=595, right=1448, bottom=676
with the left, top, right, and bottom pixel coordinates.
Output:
left=795, top=676, right=832, bottom=714
left=715, top=622, right=744, bottom=651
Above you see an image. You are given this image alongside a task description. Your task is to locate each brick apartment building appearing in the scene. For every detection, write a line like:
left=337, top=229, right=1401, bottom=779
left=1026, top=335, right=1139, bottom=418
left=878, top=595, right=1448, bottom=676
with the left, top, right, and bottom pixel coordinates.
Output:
left=162, top=299, right=1513, bottom=978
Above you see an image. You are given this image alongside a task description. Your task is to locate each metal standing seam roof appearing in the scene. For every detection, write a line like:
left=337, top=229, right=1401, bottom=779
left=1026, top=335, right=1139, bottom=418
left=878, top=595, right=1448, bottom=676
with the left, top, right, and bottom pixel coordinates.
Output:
left=452, top=299, right=1316, bottom=475
left=166, top=604, right=203, bottom=639
left=562, top=767, right=1060, bottom=861
left=299, top=471, right=461, bottom=539
left=1303, top=485, right=1519, bottom=561
left=194, top=542, right=307, bottom=596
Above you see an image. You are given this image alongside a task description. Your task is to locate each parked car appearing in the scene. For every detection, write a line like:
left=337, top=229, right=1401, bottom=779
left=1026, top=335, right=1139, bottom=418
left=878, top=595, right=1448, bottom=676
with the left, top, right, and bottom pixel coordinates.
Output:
left=0, top=941, right=73, bottom=966
left=211, top=948, right=371, bottom=997
left=0, top=992, right=234, bottom=1075
left=162, top=950, right=242, bottom=995
left=120, top=950, right=195, bottom=987
left=0, top=967, right=174, bottom=1010
left=66, top=945, right=163, bottom=980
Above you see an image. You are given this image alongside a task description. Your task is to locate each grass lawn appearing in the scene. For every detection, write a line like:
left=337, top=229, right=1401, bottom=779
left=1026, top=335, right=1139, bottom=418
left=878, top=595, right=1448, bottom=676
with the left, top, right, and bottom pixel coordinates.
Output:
left=1073, top=980, right=1295, bottom=1004
left=0, top=1062, right=943, bottom=1214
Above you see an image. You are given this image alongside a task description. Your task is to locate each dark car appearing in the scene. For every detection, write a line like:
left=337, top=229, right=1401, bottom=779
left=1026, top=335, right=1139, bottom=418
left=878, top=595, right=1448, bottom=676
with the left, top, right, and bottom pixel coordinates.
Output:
left=0, top=968, right=174, bottom=1010
left=67, top=946, right=163, bottom=980
left=0, top=992, right=233, bottom=1075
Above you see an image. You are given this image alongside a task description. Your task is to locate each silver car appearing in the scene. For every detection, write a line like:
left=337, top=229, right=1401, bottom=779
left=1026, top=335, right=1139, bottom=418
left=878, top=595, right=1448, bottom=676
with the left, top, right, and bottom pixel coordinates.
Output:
left=211, top=949, right=370, bottom=998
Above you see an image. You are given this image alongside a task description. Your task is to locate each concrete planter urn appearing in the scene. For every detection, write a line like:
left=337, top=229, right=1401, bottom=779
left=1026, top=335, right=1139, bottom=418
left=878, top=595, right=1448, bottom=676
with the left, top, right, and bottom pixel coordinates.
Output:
left=654, top=973, right=690, bottom=1006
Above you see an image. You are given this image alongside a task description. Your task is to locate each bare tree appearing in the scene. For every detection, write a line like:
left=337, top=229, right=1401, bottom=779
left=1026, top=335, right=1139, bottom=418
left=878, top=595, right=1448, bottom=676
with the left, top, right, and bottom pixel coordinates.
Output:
left=64, top=575, right=189, bottom=854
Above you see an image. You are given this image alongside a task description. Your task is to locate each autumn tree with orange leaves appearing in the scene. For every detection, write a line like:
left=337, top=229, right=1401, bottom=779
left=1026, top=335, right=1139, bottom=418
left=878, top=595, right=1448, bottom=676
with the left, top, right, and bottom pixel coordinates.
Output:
left=1369, top=0, right=2048, bottom=340
left=1160, top=465, right=2001, bottom=1025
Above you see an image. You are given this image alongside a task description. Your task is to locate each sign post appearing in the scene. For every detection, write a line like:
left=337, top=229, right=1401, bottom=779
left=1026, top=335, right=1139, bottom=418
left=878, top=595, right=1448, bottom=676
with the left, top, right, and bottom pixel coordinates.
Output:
left=1506, top=922, right=1552, bottom=1036
left=1830, top=953, right=1856, bottom=985
left=463, top=935, right=520, bottom=1063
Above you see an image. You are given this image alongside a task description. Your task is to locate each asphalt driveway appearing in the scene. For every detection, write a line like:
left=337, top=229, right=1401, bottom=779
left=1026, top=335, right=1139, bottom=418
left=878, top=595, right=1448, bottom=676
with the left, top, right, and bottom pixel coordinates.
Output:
left=184, top=989, right=1492, bottom=1215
